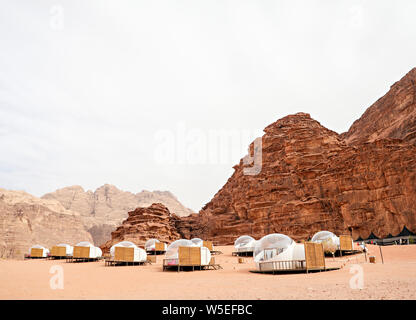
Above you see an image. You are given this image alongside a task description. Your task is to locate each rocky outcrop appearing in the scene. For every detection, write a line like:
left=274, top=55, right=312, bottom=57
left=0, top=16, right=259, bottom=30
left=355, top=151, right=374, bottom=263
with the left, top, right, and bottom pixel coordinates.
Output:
left=101, top=203, right=182, bottom=253
left=0, top=188, right=93, bottom=259
left=42, top=184, right=193, bottom=245
left=181, top=111, right=416, bottom=244
left=342, top=68, right=416, bottom=145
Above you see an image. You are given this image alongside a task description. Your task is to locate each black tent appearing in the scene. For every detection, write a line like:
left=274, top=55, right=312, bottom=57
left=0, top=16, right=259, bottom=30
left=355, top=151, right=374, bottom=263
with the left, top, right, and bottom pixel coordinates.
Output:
left=385, top=233, right=394, bottom=239
left=395, top=226, right=416, bottom=237
left=366, top=232, right=380, bottom=240
left=355, top=236, right=363, bottom=241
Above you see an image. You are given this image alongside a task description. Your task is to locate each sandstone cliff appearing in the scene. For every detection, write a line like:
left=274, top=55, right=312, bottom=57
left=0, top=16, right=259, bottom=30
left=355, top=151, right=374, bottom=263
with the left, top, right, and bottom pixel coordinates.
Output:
left=101, top=203, right=182, bottom=253
left=0, top=188, right=93, bottom=259
left=342, top=68, right=416, bottom=145
left=42, top=184, right=193, bottom=245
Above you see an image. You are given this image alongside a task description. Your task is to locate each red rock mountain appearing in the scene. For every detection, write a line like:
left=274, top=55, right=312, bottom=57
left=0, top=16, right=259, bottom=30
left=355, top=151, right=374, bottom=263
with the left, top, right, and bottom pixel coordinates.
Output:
left=101, top=203, right=182, bottom=253
left=342, top=68, right=416, bottom=145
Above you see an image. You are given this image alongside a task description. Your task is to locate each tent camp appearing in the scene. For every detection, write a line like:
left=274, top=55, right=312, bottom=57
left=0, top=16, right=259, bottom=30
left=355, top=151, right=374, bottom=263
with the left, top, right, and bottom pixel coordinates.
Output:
left=50, top=244, right=73, bottom=258
left=27, top=245, right=49, bottom=258
left=163, top=239, right=220, bottom=271
left=233, top=235, right=256, bottom=256
left=69, top=241, right=102, bottom=261
left=145, top=239, right=167, bottom=254
left=106, top=241, right=147, bottom=265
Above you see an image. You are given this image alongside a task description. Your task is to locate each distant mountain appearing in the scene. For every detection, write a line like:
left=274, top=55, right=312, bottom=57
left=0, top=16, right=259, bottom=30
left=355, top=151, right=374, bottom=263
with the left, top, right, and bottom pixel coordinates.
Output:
left=42, top=184, right=194, bottom=245
left=0, top=188, right=93, bottom=259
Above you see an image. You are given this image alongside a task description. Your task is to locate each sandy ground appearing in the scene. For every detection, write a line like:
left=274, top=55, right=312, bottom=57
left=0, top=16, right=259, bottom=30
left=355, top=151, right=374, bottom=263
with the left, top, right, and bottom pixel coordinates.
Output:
left=0, top=244, right=415, bottom=300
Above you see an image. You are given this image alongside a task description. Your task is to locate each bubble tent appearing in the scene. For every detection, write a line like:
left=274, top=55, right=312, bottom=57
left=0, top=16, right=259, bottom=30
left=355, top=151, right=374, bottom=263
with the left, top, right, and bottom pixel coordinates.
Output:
left=163, top=239, right=212, bottom=268
left=165, top=239, right=195, bottom=260
left=311, top=231, right=340, bottom=254
left=74, top=241, right=102, bottom=258
left=55, top=243, right=74, bottom=256
left=110, top=241, right=147, bottom=262
left=145, top=239, right=167, bottom=251
left=191, top=238, right=204, bottom=247
left=253, top=234, right=306, bottom=271
left=28, top=244, right=49, bottom=257
left=234, top=235, right=256, bottom=253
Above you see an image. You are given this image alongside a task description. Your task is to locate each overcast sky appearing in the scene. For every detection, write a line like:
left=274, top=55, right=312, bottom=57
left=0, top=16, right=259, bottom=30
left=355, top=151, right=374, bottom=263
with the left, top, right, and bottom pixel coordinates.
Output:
left=1, top=1, right=415, bottom=211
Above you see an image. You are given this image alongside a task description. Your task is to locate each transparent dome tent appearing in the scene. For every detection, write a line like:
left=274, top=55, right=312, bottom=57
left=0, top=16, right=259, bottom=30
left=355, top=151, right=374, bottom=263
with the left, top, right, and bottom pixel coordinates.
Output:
left=145, top=239, right=167, bottom=252
left=29, top=244, right=49, bottom=257
left=110, top=241, right=147, bottom=262
left=253, top=234, right=305, bottom=271
left=164, top=239, right=211, bottom=266
left=191, top=238, right=203, bottom=247
left=74, top=241, right=102, bottom=258
left=234, top=235, right=256, bottom=253
left=311, top=231, right=340, bottom=254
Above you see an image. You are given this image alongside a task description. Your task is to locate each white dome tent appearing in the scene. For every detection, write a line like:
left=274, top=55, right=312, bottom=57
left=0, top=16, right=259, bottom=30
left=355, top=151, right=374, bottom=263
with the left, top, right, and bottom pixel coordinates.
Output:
left=311, top=231, right=340, bottom=254
left=191, top=238, right=204, bottom=247
left=110, top=241, right=147, bottom=263
left=50, top=244, right=73, bottom=258
left=57, top=244, right=73, bottom=256
left=73, top=241, right=102, bottom=259
left=163, top=239, right=215, bottom=271
left=145, top=239, right=167, bottom=252
left=234, top=235, right=256, bottom=256
left=253, top=234, right=306, bottom=271
left=28, top=244, right=49, bottom=258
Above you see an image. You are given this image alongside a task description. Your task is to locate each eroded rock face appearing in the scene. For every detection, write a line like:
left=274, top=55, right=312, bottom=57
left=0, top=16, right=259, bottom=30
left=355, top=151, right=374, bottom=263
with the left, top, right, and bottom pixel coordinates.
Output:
left=182, top=111, right=416, bottom=244
left=0, top=188, right=93, bottom=259
left=100, top=203, right=182, bottom=253
left=42, top=184, right=193, bottom=245
left=342, top=68, right=416, bottom=145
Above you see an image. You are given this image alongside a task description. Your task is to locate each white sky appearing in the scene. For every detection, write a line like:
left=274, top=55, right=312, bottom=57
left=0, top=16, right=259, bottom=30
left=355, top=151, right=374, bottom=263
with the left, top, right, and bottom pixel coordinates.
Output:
left=1, top=1, right=415, bottom=211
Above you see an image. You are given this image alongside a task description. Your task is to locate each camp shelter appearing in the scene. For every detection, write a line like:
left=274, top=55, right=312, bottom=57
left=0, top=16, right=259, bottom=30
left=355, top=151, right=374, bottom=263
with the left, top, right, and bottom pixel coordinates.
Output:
left=253, top=234, right=306, bottom=271
left=163, top=239, right=220, bottom=271
left=50, top=244, right=73, bottom=258
left=106, top=241, right=147, bottom=265
left=311, top=231, right=339, bottom=254
left=145, top=239, right=167, bottom=254
left=233, top=235, right=256, bottom=256
left=72, top=241, right=102, bottom=259
left=28, top=245, right=49, bottom=258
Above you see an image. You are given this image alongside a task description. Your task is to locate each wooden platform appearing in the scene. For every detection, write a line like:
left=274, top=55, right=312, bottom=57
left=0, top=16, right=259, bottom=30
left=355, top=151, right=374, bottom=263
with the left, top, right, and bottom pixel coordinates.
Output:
left=146, top=250, right=166, bottom=256
left=232, top=251, right=253, bottom=257
left=105, top=259, right=151, bottom=267
left=66, top=257, right=103, bottom=263
left=47, top=256, right=67, bottom=260
left=251, top=266, right=340, bottom=275
left=24, top=256, right=47, bottom=260
left=162, top=262, right=223, bottom=272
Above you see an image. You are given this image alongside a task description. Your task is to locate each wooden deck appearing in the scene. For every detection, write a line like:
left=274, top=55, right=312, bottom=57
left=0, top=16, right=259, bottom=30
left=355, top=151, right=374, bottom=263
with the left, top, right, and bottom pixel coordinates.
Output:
left=104, top=259, right=151, bottom=267
left=232, top=251, right=253, bottom=257
left=162, top=258, right=223, bottom=272
left=66, top=257, right=103, bottom=263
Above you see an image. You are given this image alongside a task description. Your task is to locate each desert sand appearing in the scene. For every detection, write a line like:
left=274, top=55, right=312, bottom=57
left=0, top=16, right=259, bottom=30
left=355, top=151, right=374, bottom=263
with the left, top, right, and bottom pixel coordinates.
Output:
left=0, top=244, right=415, bottom=300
